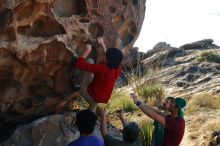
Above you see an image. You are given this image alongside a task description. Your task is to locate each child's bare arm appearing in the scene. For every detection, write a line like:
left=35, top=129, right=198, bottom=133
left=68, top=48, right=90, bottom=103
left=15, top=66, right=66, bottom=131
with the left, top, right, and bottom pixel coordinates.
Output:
left=97, top=37, right=107, bottom=53
left=115, top=38, right=122, bottom=49
left=81, top=44, right=92, bottom=59
left=116, top=109, right=128, bottom=127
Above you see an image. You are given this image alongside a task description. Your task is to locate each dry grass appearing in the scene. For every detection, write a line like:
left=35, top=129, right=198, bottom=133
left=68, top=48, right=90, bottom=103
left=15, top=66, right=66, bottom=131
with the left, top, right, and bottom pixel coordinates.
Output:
left=181, top=104, right=220, bottom=145
left=206, top=122, right=220, bottom=132
left=106, top=80, right=165, bottom=113
left=136, top=80, right=165, bottom=103
left=105, top=90, right=137, bottom=113
left=187, top=120, right=220, bottom=145
left=187, top=93, right=220, bottom=113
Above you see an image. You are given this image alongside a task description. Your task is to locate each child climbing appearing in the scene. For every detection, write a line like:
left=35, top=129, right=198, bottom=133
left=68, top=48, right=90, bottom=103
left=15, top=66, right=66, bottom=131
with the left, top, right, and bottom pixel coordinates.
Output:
left=73, top=37, right=124, bottom=111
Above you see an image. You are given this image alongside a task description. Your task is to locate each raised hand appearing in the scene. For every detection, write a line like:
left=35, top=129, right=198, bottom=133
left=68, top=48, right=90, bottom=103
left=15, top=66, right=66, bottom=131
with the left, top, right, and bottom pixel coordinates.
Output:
left=130, top=93, right=139, bottom=104
left=116, top=109, right=127, bottom=126
left=97, top=37, right=105, bottom=45
left=116, top=109, right=124, bottom=118
left=97, top=37, right=106, bottom=53
left=81, top=43, right=92, bottom=59
left=96, top=106, right=106, bottom=118
left=86, top=44, right=92, bottom=51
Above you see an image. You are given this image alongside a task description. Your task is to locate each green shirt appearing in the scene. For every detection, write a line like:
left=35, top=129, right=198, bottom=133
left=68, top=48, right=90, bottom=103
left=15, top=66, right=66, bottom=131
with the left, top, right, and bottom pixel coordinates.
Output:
left=153, top=121, right=164, bottom=146
left=103, top=134, right=142, bottom=146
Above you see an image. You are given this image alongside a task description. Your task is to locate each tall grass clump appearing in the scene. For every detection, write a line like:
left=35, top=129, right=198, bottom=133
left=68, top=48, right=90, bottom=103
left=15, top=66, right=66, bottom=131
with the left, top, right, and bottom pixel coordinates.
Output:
left=140, top=121, right=154, bottom=146
left=188, top=93, right=220, bottom=113
left=122, top=100, right=137, bottom=112
left=136, top=81, right=165, bottom=103
left=105, top=90, right=137, bottom=113
left=197, top=51, right=220, bottom=63
left=206, top=122, right=220, bottom=132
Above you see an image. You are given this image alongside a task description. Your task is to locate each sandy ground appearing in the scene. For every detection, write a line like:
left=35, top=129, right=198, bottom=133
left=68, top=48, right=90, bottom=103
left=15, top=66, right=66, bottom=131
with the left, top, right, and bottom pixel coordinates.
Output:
left=180, top=108, right=220, bottom=146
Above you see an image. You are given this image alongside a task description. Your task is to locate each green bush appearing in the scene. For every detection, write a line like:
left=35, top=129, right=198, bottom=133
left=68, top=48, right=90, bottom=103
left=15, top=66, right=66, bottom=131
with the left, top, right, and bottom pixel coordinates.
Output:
left=140, top=121, right=154, bottom=146
left=197, top=51, right=220, bottom=63
left=136, top=81, right=165, bottom=103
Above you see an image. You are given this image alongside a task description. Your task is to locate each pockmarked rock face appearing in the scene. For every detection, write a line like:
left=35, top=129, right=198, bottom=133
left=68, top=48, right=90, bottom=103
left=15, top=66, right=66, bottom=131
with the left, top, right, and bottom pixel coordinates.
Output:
left=0, top=0, right=146, bottom=136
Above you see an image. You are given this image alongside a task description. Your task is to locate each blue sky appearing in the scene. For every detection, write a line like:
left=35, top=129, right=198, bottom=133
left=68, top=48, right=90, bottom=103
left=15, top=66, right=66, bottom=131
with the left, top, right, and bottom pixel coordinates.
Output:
left=134, top=0, right=220, bottom=52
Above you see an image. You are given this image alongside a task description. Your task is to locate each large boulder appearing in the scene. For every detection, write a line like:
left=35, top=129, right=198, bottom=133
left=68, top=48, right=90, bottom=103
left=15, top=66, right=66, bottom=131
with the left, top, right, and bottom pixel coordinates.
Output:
left=0, top=111, right=121, bottom=146
left=0, top=0, right=146, bottom=142
left=180, top=39, right=219, bottom=50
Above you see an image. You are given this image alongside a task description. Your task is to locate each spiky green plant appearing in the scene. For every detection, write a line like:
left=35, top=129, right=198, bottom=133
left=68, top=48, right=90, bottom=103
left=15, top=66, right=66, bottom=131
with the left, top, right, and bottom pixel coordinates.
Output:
left=106, top=90, right=137, bottom=113
left=140, top=121, right=154, bottom=146
left=122, top=99, right=137, bottom=112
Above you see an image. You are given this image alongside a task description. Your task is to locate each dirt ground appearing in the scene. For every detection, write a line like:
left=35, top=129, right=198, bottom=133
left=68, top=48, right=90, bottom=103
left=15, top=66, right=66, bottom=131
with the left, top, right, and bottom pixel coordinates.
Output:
left=180, top=108, right=220, bottom=146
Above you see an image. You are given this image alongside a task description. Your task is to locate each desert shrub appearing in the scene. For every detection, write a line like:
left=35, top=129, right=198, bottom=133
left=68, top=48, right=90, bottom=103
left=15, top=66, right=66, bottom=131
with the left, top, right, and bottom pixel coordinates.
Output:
left=122, top=100, right=137, bottom=112
left=197, top=51, right=220, bottom=63
left=127, top=74, right=139, bottom=85
left=136, top=81, right=165, bottom=103
left=106, top=90, right=137, bottom=113
left=206, top=122, right=220, bottom=132
left=186, top=104, right=198, bottom=114
left=188, top=93, right=220, bottom=111
left=140, top=120, right=154, bottom=146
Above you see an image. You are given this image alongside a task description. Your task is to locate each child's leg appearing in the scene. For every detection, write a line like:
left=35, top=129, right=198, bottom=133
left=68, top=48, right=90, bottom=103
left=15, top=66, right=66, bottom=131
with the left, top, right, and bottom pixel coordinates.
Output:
left=84, top=94, right=98, bottom=112
left=80, top=58, right=94, bottom=94
left=79, top=58, right=98, bottom=111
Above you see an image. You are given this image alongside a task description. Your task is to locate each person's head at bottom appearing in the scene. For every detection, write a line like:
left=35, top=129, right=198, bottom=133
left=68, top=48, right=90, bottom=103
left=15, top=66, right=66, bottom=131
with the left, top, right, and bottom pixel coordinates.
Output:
left=122, top=122, right=140, bottom=143
left=76, top=109, right=97, bottom=135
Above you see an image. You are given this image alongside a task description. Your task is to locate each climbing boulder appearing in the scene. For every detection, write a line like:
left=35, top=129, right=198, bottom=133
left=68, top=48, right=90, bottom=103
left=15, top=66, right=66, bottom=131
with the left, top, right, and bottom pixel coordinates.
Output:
left=0, top=0, right=146, bottom=142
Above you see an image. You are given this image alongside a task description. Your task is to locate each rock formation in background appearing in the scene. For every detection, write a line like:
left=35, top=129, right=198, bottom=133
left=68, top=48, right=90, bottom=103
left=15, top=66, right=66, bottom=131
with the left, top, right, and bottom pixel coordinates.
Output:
left=0, top=0, right=146, bottom=141
left=180, top=39, right=218, bottom=50
left=139, top=39, right=220, bottom=97
left=120, top=39, right=220, bottom=97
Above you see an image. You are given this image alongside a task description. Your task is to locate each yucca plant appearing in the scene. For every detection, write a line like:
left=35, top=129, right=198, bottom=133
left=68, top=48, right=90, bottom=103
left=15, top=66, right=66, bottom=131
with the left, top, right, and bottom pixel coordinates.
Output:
left=140, top=121, right=154, bottom=146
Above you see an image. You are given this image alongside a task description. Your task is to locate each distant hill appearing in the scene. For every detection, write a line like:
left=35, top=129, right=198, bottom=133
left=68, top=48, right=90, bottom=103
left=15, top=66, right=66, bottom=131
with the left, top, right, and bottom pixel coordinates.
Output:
left=124, top=39, right=220, bottom=97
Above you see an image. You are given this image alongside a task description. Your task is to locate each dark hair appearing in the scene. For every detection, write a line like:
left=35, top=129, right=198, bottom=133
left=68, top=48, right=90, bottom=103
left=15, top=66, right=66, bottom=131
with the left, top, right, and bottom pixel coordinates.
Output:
left=166, top=96, right=175, bottom=103
left=75, top=109, right=97, bottom=135
left=106, top=48, right=123, bottom=69
left=122, top=122, right=140, bottom=143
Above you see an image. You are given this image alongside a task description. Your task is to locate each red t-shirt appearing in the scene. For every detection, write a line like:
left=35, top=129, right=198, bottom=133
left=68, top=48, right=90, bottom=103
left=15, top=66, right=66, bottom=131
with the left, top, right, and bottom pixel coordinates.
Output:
left=162, top=116, right=185, bottom=146
left=75, top=57, right=122, bottom=103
